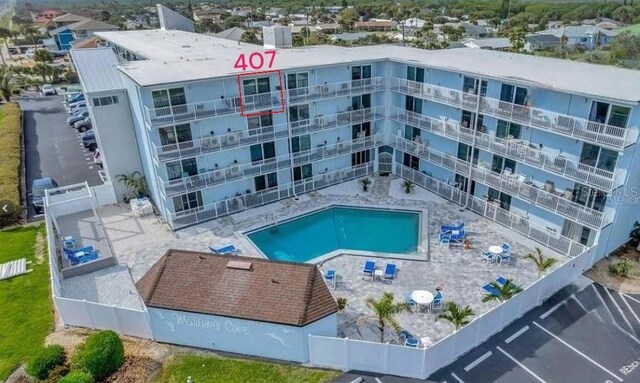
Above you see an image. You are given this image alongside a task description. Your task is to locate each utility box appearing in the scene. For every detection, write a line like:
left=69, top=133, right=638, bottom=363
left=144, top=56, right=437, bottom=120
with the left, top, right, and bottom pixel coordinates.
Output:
left=262, top=26, right=292, bottom=49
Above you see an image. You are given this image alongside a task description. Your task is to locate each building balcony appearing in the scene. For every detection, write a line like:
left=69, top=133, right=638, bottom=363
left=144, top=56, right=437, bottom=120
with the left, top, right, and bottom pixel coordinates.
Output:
left=287, top=77, right=386, bottom=105
left=290, top=106, right=386, bottom=136
left=389, top=134, right=615, bottom=230
left=292, top=134, right=383, bottom=166
left=389, top=107, right=626, bottom=192
left=395, top=164, right=587, bottom=257
left=389, top=77, right=638, bottom=151
left=166, top=162, right=375, bottom=229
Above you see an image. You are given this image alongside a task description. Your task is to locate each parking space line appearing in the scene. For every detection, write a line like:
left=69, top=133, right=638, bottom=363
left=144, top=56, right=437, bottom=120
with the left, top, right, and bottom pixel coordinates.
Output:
left=450, top=372, right=464, bottom=383
left=605, top=288, right=634, bottom=332
left=505, top=325, right=529, bottom=344
left=532, top=321, right=623, bottom=382
left=540, top=301, right=564, bottom=319
left=620, top=293, right=640, bottom=326
left=592, top=286, right=640, bottom=345
left=464, top=351, right=492, bottom=371
left=621, top=293, right=640, bottom=305
left=496, top=346, right=547, bottom=383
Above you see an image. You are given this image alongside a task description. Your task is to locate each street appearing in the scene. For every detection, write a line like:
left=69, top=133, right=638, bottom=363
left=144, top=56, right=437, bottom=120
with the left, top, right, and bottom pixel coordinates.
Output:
left=20, top=92, right=103, bottom=220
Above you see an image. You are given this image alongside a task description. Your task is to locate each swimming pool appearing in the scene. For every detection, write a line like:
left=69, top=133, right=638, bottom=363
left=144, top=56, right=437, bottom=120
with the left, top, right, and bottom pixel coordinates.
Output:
left=246, top=206, right=420, bottom=263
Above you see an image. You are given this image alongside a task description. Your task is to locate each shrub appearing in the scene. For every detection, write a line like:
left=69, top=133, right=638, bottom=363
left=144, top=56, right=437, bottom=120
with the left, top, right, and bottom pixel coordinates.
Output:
left=0, top=102, right=22, bottom=227
left=57, top=371, right=94, bottom=383
left=25, top=345, right=66, bottom=380
left=44, top=364, right=70, bottom=383
left=336, top=297, right=347, bottom=311
left=609, top=259, right=633, bottom=278
left=71, top=331, right=124, bottom=381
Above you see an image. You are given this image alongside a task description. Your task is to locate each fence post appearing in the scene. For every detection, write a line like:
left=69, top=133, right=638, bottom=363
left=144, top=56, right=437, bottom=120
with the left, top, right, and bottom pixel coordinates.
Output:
left=344, top=337, right=349, bottom=371
left=384, top=342, right=390, bottom=374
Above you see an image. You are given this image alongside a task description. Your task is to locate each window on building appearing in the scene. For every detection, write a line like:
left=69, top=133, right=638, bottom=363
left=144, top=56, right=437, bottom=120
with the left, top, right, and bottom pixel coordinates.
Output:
left=404, top=124, right=420, bottom=141
left=496, top=120, right=522, bottom=139
left=166, top=158, right=198, bottom=181
left=407, top=66, right=425, bottom=82
left=462, top=76, right=487, bottom=96
left=405, top=96, right=422, bottom=113
left=289, top=104, right=310, bottom=123
left=488, top=187, right=512, bottom=210
left=589, top=102, right=630, bottom=128
left=403, top=153, right=419, bottom=170
left=291, top=135, right=311, bottom=153
left=352, top=94, right=371, bottom=109
left=159, top=124, right=192, bottom=146
left=293, top=164, right=312, bottom=181
left=254, top=172, right=278, bottom=191
left=152, top=87, right=186, bottom=110
left=351, top=65, right=371, bottom=80
left=173, top=191, right=203, bottom=213
left=250, top=142, right=276, bottom=162
left=287, top=72, right=309, bottom=89
left=579, top=143, right=618, bottom=172
left=247, top=114, right=273, bottom=134
left=352, top=122, right=371, bottom=139
left=500, top=84, right=527, bottom=105
left=243, top=77, right=271, bottom=95
left=92, top=95, right=119, bottom=107
left=457, top=143, right=478, bottom=164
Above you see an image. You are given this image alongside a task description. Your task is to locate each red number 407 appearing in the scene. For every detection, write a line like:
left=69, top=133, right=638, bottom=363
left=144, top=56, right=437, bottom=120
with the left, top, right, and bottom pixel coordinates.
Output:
left=234, top=51, right=276, bottom=71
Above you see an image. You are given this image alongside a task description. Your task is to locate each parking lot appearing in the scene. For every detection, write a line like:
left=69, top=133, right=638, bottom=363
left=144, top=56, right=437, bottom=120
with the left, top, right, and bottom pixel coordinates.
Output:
left=332, top=277, right=640, bottom=383
left=21, top=91, right=104, bottom=220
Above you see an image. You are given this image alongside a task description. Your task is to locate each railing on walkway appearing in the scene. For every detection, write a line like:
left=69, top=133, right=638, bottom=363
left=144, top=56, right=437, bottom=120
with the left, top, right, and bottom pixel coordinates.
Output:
left=389, top=107, right=626, bottom=191
left=390, top=135, right=614, bottom=230
left=287, top=77, right=386, bottom=104
left=166, top=163, right=375, bottom=229
left=389, top=77, right=638, bottom=150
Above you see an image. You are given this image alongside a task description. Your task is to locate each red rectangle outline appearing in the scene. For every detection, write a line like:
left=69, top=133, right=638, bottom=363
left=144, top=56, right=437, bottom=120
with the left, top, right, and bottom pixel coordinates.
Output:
left=236, top=69, right=285, bottom=117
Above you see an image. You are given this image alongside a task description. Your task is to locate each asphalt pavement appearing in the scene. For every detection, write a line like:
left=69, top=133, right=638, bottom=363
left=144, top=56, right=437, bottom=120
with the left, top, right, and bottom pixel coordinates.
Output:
left=20, top=92, right=103, bottom=220
left=333, top=277, right=640, bottom=383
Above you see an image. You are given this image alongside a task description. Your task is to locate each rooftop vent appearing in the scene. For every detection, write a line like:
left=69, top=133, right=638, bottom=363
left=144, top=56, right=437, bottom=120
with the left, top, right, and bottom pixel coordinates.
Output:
left=227, top=260, right=252, bottom=270
left=181, top=44, right=191, bottom=48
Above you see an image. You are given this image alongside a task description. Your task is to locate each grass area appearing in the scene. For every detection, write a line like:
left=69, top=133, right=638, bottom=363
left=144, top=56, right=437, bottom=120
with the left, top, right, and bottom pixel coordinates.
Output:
left=620, top=23, right=640, bottom=36
left=154, top=354, right=340, bottom=383
left=0, top=225, right=53, bottom=380
left=0, top=102, right=22, bottom=227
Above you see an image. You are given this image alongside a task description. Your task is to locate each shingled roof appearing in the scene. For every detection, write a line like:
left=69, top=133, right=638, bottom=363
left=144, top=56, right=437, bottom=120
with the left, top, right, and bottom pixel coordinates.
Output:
left=136, top=249, right=338, bottom=326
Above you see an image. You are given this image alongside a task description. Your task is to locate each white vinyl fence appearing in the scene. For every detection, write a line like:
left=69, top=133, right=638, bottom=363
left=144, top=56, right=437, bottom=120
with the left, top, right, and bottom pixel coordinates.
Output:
left=308, top=246, right=597, bottom=379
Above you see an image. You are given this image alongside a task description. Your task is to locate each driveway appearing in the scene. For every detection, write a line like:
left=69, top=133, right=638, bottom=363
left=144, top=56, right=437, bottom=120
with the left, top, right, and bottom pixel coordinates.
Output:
left=333, top=277, right=640, bottom=383
left=20, top=92, right=104, bottom=220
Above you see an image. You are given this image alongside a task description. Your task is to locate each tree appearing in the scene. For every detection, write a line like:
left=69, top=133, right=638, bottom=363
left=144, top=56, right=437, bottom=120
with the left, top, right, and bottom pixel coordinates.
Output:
left=482, top=280, right=523, bottom=303
left=21, top=25, right=39, bottom=48
left=612, top=6, right=636, bottom=24
left=240, top=30, right=259, bottom=44
left=223, top=15, right=244, bottom=30
left=361, top=292, right=412, bottom=342
left=339, top=8, right=357, bottom=31
left=116, top=171, right=148, bottom=197
left=100, top=10, right=111, bottom=22
left=436, top=302, right=475, bottom=331
left=0, top=66, right=16, bottom=101
left=34, top=49, right=53, bottom=64
left=509, top=27, right=526, bottom=52
left=524, top=247, right=558, bottom=278
left=0, top=27, right=12, bottom=63
left=341, top=0, right=348, bottom=9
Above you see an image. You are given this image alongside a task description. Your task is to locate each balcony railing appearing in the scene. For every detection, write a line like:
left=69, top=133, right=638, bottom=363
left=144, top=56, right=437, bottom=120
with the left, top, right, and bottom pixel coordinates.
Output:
left=395, top=164, right=587, bottom=257
left=389, top=107, right=626, bottom=191
left=166, top=162, right=375, bottom=229
left=287, top=77, right=386, bottom=104
left=292, top=134, right=383, bottom=166
left=389, top=77, right=638, bottom=151
left=389, top=134, right=615, bottom=229
left=291, top=106, right=386, bottom=136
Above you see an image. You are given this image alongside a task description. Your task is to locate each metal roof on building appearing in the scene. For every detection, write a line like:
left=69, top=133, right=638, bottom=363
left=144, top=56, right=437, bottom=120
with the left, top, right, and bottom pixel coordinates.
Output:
left=70, top=48, right=126, bottom=93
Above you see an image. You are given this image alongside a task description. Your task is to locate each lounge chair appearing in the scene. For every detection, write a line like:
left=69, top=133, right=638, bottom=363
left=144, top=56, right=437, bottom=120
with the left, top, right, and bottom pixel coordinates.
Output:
left=209, top=244, right=238, bottom=255
left=362, top=260, right=376, bottom=281
left=62, top=235, right=75, bottom=249
left=431, top=291, right=443, bottom=310
left=480, top=250, right=494, bottom=263
left=398, top=330, right=419, bottom=347
left=441, top=229, right=465, bottom=245
left=64, top=247, right=99, bottom=266
left=496, top=276, right=507, bottom=287
left=405, top=295, right=418, bottom=312
left=324, top=270, right=336, bottom=289
left=382, top=263, right=397, bottom=283
left=440, top=223, right=464, bottom=234
left=498, top=252, right=511, bottom=265
left=481, top=283, right=501, bottom=297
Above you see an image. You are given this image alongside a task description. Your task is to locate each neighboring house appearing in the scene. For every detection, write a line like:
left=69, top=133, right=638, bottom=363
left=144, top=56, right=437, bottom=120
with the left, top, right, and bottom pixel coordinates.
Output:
left=33, top=9, right=61, bottom=25
left=354, top=21, right=394, bottom=32
left=210, top=27, right=252, bottom=42
left=583, top=17, right=621, bottom=28
left=315, top=23, right=341, bottom=34
left=51, top=19, right=119, bottom=50
left=51, top=13, right=88, bottom=28
left=248, top=20, right=272, bottom=30
left=547, top=21, right=563, bottom=29
left=137, top=250, right=338, bottom=362
left=434, top=22, right=490, bottom=40
left=329, top=32, right=376, bottom=42
left=49, top=26, right=75, bottom=50
left=463, top=37, right=511, bottom=51
left=524, top=34, right=561, bottom=52
left=536, top=26, right=619, bottom=50
left=400, top=18, right=427, bottom=30
left=71, top=36, right=99, bottom=49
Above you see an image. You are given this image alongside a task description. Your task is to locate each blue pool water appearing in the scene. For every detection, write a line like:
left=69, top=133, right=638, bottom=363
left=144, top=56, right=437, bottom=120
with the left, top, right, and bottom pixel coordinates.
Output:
left=247, top=206, right=420, bottom=263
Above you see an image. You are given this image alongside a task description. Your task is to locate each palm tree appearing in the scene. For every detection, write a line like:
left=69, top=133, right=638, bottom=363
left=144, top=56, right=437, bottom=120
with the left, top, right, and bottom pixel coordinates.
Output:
left=524, top=247, right=558, bottom=278
left=0, top=27, right=12, bottom=63
left=436, top=302, right=475, bottom=330
left=482, top=280, right=523, bottom=303
left=402, top=180, right=414, bottom=194
left=0, top=66, right=16, bottom=102
left=116, top=171, right=148, bottom=197
left=361, top=292, right=412, bottom=342
left=21, top=25, right=39, bottom=48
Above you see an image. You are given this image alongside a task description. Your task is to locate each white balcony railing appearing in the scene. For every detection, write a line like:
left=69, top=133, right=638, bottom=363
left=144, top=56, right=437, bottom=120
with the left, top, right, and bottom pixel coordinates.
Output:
left=389, top=134, right=615, bottom=229
left=389, top=77, right=638, bottom=151
left=159, top=134, right=382, bottom=197
left=287, top=77, right=386, bottom=104
left=395, top=164, right=587, bottom=257
left=150, top=106, right=386, bottom=163
left=389, top=107, right=627, bottom=191
left=166, top=162, right=375, bottom=228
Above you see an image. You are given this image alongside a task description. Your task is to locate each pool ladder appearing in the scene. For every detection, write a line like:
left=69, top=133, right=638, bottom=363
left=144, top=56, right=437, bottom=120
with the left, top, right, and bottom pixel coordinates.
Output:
left=267, top=214, right=280, bottom=233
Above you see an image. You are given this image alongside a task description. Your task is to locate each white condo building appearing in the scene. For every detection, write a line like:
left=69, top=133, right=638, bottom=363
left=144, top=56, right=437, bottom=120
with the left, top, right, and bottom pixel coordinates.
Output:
left=70, top=6, right=640, bottom=263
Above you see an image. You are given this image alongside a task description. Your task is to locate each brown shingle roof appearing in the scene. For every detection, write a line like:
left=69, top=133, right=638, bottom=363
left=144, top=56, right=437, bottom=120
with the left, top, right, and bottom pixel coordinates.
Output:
left=136, top=249, right=338, bottom=326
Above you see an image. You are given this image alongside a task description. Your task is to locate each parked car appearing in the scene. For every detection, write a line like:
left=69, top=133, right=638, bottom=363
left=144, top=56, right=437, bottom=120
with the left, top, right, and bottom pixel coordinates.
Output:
left=25, top=48, right=35, bottom=58
left=81, top=130, right=97, bottom=151
left=67, top=93, right=85, bottom=104
left=67, top=101, right=87, bottom=113
left=41, top=84, right=56, bottom=96
left=93, top=149, right=102, bottom=168
left=74, top=117, right=92, bottom=132
left=67, top=110, right=89, bottom=126
left=65, top=92, right=82, bottom=102
left=31, top=177, right=59, bottom=214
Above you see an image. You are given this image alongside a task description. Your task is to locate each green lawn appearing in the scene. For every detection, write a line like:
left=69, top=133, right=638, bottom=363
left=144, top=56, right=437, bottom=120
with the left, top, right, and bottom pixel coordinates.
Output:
left=620, top=23, right=640, bottom=36
left=0, top=225, right=53, bottom=380
left=155, top=354, right=340, bottom=383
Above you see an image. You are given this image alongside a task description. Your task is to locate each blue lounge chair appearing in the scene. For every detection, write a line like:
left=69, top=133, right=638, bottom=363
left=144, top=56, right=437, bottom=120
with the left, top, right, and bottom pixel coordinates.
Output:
left=405, top=295, right=418, bottom=312
left=64, top=246, right=99, bottom=266
left=502, top=242, right=511, bottom=254
left=441, top=229, right=465, bottom=245
left=324, top=270, right=336, bottom=289
left=382, top=263, right=397, bottom=283
left=398, top=330, right=419, bottom=347
left=431, top=291, right=444, bottom=310
left=498, top=252, right=511, bottom=265
left=481, top=283, right=501, bottom=297
left=209, top=244, right=238, bottom=255
left=496, top=276, right=507, bottom=287
left=362, top=260, right=376, bottom=281
left=62, top=235, right=75, bottom=249
left=480, top=250, right=494, bottom=263
left=440, top=223, right=464, bottom=234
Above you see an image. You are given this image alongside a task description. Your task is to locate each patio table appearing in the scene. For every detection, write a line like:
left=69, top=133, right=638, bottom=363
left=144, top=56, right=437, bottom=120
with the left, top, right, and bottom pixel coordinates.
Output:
left=489, top=245, right=503, bottom=255
left=410, top=290, right=434, bottom=310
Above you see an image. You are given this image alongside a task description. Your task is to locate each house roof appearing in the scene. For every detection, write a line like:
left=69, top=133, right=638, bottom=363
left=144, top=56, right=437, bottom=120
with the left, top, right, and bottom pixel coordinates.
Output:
left=354, top=21, right=394, bottom=27
left=525, top=34, right=561, bottom=44
left=52, top=13, right=87, bottom=23
left=464, top=37, right=511, bottom=49
left=68, top=19, right=119, bottom=32
left=71, top=36, right=99, bottom=49
left=537, top=26, right=619, bottom=38
left=136, top=250, right=338, bottom=326
left=49, top=25, right=70, bottom=35
left=70, top=47, right=126, bottom=93
left=210, top=27, right=246, bottom=41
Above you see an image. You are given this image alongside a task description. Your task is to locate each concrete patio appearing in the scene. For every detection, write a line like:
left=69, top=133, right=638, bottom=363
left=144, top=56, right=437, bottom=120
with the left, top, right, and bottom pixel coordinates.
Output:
left=69, top=174, right=567, bottom=344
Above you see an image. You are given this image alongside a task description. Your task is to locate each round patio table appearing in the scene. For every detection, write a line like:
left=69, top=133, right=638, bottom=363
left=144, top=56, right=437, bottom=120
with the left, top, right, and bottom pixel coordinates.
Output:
left=410, top=290, right=434, bottom=310
left=489, top=245, right=503, bottom=255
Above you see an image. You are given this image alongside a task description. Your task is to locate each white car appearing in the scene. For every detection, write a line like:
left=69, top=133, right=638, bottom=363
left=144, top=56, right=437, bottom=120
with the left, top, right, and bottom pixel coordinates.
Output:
left=42, top=84, right=56, bottom=96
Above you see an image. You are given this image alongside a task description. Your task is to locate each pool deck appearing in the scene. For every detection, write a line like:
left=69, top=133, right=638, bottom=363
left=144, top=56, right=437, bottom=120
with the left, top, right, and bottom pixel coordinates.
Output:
left=69, top=175, right=567, bottom=345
